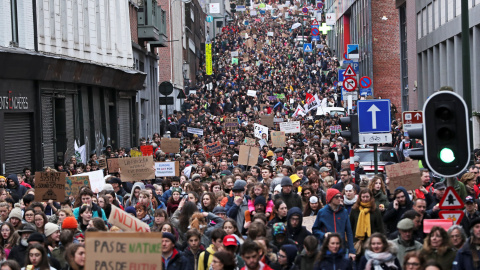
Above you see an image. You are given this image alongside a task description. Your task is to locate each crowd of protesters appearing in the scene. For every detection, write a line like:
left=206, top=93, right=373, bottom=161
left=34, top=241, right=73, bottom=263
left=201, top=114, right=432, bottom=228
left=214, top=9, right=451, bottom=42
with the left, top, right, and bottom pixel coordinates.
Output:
left=0, top=3, right=480, bottom=270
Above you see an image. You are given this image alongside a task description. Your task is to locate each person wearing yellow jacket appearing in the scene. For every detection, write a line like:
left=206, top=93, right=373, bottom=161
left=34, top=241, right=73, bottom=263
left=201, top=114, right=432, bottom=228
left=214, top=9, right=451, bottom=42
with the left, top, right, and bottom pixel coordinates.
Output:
left=197, top=228, right=227, bottom=270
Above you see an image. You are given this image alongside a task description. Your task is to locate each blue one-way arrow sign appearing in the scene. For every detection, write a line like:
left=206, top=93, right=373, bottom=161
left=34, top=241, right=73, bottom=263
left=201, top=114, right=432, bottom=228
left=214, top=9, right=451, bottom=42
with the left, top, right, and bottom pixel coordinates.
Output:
left=358, top=99, right=391, bottom=133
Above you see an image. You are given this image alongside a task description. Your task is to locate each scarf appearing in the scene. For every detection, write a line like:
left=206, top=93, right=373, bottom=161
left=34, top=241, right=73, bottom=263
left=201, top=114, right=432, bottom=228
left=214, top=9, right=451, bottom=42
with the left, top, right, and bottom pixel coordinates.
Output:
left=355, top=202, right=372, bottom=240
left=343, top=195, right=357, bottom=206
left=364, top=249, right=398, bottom=270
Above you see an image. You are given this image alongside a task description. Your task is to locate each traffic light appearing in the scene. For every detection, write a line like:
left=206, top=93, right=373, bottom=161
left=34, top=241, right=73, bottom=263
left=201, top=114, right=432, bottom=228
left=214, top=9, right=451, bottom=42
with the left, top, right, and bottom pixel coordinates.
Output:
left=339, top=114, right=359, bottom=144
left=423, top=90, right=470, bottom=177
left=230, top=3, right=236, bottom=13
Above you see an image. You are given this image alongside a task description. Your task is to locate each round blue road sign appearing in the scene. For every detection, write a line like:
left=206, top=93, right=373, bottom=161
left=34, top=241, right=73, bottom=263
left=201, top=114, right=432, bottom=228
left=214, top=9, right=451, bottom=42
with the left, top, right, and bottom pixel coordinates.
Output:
left=360, top=76, right=372, bottom=88
left=302, top=7, right=308, bottom=13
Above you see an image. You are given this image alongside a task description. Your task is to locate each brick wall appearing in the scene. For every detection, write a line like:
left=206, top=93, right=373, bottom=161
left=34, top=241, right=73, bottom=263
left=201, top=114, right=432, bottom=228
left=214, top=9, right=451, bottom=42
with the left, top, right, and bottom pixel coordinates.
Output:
left=371, top=0, right=402, bottom=116
left=157, top=0, right=172, bottom=82
left=129, top=4, right=138, bottom=44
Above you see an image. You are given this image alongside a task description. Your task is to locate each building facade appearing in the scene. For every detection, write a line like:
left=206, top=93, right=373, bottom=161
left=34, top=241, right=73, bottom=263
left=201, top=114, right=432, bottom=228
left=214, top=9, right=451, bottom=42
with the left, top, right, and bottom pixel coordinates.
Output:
left=415, top=0, right=480, bottom=148
left=0, top=0, right=145, bottom=174
left=325, top=0, right=402, bottom=114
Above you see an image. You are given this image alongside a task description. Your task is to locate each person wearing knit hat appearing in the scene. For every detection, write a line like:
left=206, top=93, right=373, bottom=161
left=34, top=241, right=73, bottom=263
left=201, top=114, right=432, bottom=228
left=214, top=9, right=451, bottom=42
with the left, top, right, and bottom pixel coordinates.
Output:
left=266, top=150, right=274, bottom=158
left=44, top=223, right=60, bottom=242
left=312, top=188, right=357, bottom=260
left=161, top=232, right=188, bottom=269
left=125, top=206, right=137, bottom=217
left=8, top=203, right=23, bottom=229
left=62, top=216, right=78, bottom=231
left=274, top=176, right=302, bottom=210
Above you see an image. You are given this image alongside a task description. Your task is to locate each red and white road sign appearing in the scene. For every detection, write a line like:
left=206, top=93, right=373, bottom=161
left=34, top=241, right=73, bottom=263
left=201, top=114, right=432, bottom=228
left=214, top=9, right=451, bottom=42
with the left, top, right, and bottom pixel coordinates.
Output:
left=402, top=111, right=423, bottom=125
left=343, top=77, right=357, bottom=92
left=439, top=210, right=464, bottom=225
left=312, top=19, right=319, bottom=26
left=344, top=64, right=356, bottom=77
left=439, top=186, right=464, bottom=210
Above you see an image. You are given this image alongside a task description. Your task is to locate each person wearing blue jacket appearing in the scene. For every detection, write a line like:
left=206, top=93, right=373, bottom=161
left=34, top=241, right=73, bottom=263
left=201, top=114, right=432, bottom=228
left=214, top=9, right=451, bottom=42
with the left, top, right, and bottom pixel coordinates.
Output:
left=314, top=233, right=353, bottom=270
left=312, top=188, right=356, bottom=260
left=453, top=217, right=480, bottom=270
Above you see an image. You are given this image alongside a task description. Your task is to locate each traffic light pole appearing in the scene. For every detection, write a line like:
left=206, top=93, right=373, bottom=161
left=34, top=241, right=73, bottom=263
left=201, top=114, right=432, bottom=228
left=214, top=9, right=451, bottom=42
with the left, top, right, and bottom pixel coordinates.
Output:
left=374, top=144, right=378, bottom=174
left=461, top=0, right=473, bottom=160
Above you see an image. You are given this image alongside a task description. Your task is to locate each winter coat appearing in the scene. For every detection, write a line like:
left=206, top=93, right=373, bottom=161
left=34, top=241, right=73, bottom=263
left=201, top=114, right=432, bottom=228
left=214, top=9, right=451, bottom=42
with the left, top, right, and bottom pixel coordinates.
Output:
left=391, top=237, right=423, bottom=266
left=286, top=207, right=311, bottom=250
left=383, top=187, right=413, bottom=236
left=124, top=182, right=145, bottom=207
left=420, top=247, right=457, bottom=270
left=358, top=242, right=401, bottom=270
left=294, top=250, right=319, bottom=270
left=226, top=195, right=250, bottom=232
left=7, top=174, right=27, bottom=202
left=274, top=191, right=303, bottom=210
left=373, top=190, right=390, bottom=209
left=162, top=249, right=188, bottom=270
left=453, top=238, right=480, bottom=270
left=197, top=244, right=216, bottom=270
left=312, top=204, right=356, bottom=254
left=184, top=245, right=205, bottom=270
left=349, top=206, right=384, bottom=242
left=313, top=250, right=353, bottom=270
left=72, top=202, right=107, bottom=221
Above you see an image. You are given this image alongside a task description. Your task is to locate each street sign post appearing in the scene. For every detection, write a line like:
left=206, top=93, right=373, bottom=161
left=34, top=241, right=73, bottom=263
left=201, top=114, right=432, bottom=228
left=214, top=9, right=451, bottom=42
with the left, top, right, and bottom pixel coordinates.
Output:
left=359, top=133, right=392, bottom=144
left=338, top=69, right=346, bottom=82
left=439, top=187, right=465, bottom=210
left=402, top=111, right=423, bottom=132
left=360, top=76, right=372, bottom=88
left=343, top=77, right=357, bottom=92
left=303, top=43, right=313, bottom=53
left=358, top=99, right=391, bottom=133
left=311, top=28, right=319, bottom=36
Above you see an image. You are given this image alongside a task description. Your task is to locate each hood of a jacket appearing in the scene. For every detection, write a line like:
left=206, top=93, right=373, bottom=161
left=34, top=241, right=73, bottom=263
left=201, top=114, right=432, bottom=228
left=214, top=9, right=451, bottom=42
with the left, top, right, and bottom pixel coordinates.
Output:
left=7, top=174, right=19, bottom=186
left=395, top=186, right=412, bottom=206
left=286, top=207, right=303, bottom=234
left=282, top=244, right=298, bottom=265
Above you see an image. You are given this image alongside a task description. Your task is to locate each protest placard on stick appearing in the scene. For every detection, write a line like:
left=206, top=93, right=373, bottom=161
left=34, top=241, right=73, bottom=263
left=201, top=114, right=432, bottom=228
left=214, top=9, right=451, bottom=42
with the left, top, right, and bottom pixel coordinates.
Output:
left=34, top=172, right=66, bottom=202
left=117, top=156, right=155, bottom=182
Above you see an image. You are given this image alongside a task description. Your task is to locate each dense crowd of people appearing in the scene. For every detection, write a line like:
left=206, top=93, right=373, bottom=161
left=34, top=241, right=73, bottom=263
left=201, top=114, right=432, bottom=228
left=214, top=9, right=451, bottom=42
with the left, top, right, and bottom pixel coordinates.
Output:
left=0, top=3, right=480, bottom=270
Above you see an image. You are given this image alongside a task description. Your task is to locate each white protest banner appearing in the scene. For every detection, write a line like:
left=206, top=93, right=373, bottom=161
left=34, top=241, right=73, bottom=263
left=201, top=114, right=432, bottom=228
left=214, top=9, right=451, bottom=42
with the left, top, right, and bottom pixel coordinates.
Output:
left=155, top=162, right=179, bottom=177
left=267, top=32, right=274, bottom=36
left=280, top=121, right=301, bottom=134
left=76, top=170, right=105, bottom=193
left=292, top=105, right=306, bottom=117
left=231, top=51, right=239, bottom=57
left=187, top=127, right=203, bottom=136
left=325, top=13, right=337, bottom=25
left=247, top=90, right=257, bottom=97
left=304, top=94, right=321, bottom=113
left=254, top=123, right=269, bottom=140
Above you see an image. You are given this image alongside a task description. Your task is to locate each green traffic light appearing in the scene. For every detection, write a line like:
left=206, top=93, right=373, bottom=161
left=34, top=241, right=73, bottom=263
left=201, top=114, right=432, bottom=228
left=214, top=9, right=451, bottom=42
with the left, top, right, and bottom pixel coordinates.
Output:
left=439, top=148, right=455, bottom=163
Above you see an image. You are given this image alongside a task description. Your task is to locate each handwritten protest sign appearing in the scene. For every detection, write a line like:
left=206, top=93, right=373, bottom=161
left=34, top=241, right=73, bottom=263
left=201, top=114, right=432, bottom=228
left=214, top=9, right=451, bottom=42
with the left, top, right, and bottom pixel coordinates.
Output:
left=107, top=158, right=119, bottom=173
left=271, top=131, right=286, bottom=147
left=65, top=175, right=90, bottom=197
left=224, top=118, right=239, bottom=128
left=261, top=114, right=274, bottom=128
left=140, top=145, right=154, bottom=156
left=247, top=90, right=257, bottom=97
left=76, top=170, right=105, bottom=193
left=107, top=205, right=150, bottom=232
left=239, top=145, right=260, bottom=167
left=161, top=138, right=180, bottom=153
left=254, top=123, right=269, bottom=140
left=155, top=161, right=179, bottom=177
left=385, top=160, right=421, bottom=191
left=303, top=216, right=316, bottom=232
left=244, top=137, right=256, bottom=146
left=34, top=172, right=66, bottom=202
left=187, top=127, right=204, bottom=136
left=98, top=158, right=107, bottom=169
left=280, top=121, right=301, bottom=133
left=117, top=156, right=155, bottom=182
left=204, top=141, right=222, bottom=158
left=130, top=149, right=142, bottom=157
left=85, top=231, right=162, bottom=270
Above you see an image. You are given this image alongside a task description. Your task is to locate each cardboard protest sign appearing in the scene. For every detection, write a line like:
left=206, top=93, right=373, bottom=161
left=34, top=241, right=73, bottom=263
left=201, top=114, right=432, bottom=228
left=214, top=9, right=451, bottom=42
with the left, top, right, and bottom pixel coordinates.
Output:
left=247, top=90, right=257, bottom=97
left=117, top=156, right=155, bottom=182
left=98, top=158, right=107, bottom=169
left=238, top=145, right=260, bottom=167
left=107, top=158, right=120, bottom=173
left=140, top=145, right=154, bottom=156
left=271, top=131, right=286, bottom=147
left=187, top=127, right=204, bottom=136
left=155, top=161, right=179, bottom=177
left=244, top=137, right=256, bottom=146
left=204, top=141, right=222, bottom=158
left=85, top=231, right=162, bottom=270
left=160, top=138, right=180, bottom=153
left=261, top=114, right=275, bottom=128
left=34, top=172, right=66, bottom=202
left=107, top=205, right=150, bottom=232
left=65, top=175, right=90, bottom=197
left=254, top=123, right=269, bottom=140
left=385, top=160, right=421, bottom=192
left=76, top=170, right=105, bottom=193
left=280, top=121, right=301, bottom=133
left=130, top=149, right=142, bottom=157
left=303, top=216, right=316, bottom=233
left=224, top=118, right=239, bottom=128
left=274, top=117, right=284, bottom=123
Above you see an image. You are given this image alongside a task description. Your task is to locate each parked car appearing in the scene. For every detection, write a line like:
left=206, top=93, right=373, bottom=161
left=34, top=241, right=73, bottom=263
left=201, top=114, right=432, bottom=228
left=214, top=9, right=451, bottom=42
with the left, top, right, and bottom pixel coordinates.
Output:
left=354, top=147, right=400, bottom=173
